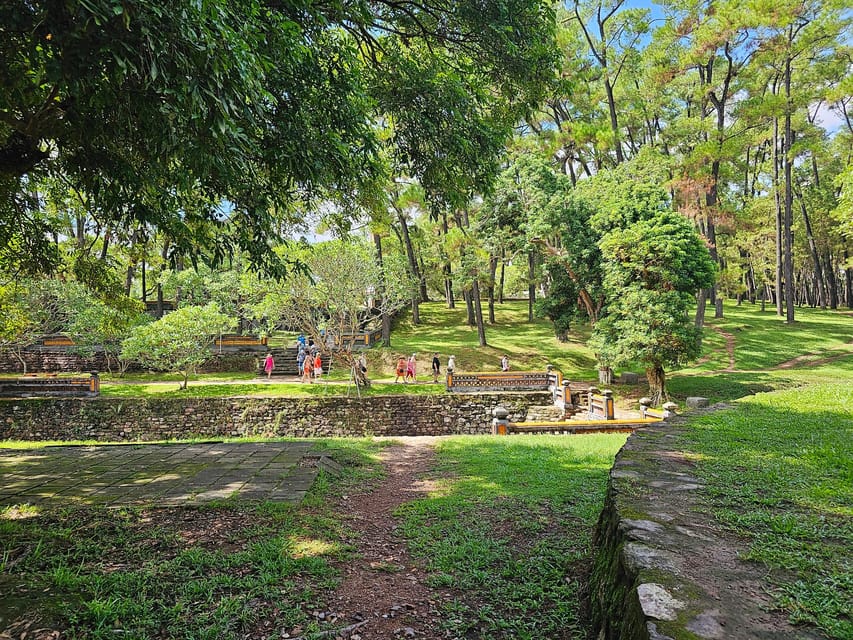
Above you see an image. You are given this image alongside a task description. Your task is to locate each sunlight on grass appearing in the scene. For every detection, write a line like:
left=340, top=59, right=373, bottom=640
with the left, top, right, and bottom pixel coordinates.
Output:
left=288, top=536, right=340, bottom=558
left=684, top=383, right=853, bottom=639
left=397, top=433, right=627, bottom=639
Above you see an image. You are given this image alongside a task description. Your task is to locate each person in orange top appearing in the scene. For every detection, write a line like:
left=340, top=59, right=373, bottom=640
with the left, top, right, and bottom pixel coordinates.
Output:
left=302, top=354, right=313, bottom=383
left=313, top=352, right=322, bottom=379
left=395, top=356, right=406, bottom=383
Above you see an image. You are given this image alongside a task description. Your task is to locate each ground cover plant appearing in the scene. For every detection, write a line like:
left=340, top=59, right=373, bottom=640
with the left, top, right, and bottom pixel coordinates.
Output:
left=682, top=384, right=853, bottom=639
left=397, top=433, right=628, bottom=639
left=0, top=439, right=388, bottom=640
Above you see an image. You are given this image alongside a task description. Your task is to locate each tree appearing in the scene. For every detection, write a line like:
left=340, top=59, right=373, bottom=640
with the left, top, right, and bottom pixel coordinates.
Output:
left=249, top=240, right=414, bottom=388
left=1, top=0, right=557, bottom=275
left=120, top=303, right=232, bottom=389
left=590, top=209, right=716, bottom=404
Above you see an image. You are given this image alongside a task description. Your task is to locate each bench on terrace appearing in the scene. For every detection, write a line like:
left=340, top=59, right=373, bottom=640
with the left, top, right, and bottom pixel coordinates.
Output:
left=0, top=373, right=100, bottom=397
left=214, top=334, right=268, bottom=350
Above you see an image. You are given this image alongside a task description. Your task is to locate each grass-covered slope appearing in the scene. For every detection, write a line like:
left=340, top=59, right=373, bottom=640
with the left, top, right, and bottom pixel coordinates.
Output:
left=682, top=383, right=853, bottom=639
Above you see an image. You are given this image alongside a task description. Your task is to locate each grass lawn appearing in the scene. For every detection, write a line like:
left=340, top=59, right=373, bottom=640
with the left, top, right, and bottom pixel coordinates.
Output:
left=99, top=380, right=445, bottom=399
left=397, top=433, right=628, bottom=639
left=681, top=383, right=853, bottom=639
left=0, top=438, right=388, bottom=640
left=372, top=300, right=597, bottom=379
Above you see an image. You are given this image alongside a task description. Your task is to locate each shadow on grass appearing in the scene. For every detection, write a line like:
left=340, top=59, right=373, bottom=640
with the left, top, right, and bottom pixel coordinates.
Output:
left=396, top=434, right=627, bottom=639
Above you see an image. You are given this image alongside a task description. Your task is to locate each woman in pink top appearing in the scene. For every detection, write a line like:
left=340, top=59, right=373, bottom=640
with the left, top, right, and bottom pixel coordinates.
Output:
left=405, top=354, right=417, bottom=382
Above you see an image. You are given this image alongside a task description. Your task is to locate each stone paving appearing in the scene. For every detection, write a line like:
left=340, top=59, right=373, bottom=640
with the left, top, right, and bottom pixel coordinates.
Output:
left=0, top=441, right=319, bottom=507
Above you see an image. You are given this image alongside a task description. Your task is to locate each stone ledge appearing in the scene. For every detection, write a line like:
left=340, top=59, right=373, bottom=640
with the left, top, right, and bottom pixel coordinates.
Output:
left=0, top=392, right=552, bottom=442
left=590, top=406, right=822, bottom=640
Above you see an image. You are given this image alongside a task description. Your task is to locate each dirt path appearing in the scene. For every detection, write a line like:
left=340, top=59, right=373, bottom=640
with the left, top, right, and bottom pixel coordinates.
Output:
left=774, top=340, right=853, bottom=370
left=695, top=325, right=736, bottom=372
left=319, top=438, right=450, bottom=640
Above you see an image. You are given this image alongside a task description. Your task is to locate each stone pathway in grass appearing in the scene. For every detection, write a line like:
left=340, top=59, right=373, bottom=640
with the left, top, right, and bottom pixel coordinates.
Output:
left=0, top=441, right=317, bottom=507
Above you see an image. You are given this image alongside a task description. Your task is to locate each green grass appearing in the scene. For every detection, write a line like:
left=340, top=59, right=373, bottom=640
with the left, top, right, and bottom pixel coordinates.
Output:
left=0, top=438, right=388, bottom=639
left=373, top=301, right=597, bottom=379
left=396, top=434, right=627, bottom=639
left=100, top=380, right=445, bottom=399
left=681, top=384, right=853, bottom=639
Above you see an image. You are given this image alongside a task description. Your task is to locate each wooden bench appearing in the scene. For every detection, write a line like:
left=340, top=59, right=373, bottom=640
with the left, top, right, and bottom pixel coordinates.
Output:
left=331, top=328, right=383, bottom=350
left=213, top=335, right=268, bottom=350
left=446, top=371, right=552, bottom=392
left=0, top=373, right=100, bottom=397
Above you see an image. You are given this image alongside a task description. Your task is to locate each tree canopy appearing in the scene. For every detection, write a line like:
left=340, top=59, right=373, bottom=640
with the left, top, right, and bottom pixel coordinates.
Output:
left=1, top=0, right=558, bottom=275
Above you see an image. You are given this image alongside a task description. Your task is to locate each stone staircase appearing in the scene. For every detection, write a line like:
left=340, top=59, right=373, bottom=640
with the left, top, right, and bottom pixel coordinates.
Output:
left=260, top=347, right=301, bottom=376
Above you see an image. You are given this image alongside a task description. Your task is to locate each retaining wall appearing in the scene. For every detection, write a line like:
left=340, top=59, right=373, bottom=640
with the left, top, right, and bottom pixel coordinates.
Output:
left=0, top=349, right=260, bottom=375
left=0, top=392, right=548, bottom=442
left=590, top=409, right=817, bottom=640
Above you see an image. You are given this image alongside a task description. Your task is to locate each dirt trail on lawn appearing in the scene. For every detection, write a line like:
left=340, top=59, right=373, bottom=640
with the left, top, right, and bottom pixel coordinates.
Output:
left=321, top=438, right=451, bottom=640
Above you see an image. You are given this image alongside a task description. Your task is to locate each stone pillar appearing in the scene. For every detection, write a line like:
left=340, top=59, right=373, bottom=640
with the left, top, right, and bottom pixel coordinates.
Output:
left=492, top=406, right=510, bottom=435
left=603, top=389, right=615, bottom=420
left=662, top=402, right=679, bottom=419
left=639, top=397, right=652, bottom=419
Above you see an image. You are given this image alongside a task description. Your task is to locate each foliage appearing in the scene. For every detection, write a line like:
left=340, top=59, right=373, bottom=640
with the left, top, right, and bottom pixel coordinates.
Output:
left=590, top=201, right=716, bottom=403
left=120, top=303, right=232, bottom=389
left=0, top=0, right=558, bottom=274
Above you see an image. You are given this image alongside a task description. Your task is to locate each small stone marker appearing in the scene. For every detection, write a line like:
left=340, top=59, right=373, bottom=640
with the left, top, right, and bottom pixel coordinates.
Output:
left=620, top=372, right=639, bottom=385
left=686, top=396, right=709, bottom=409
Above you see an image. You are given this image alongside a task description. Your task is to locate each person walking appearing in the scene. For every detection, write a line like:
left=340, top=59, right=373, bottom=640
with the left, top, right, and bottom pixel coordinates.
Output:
left=395, top=356, right=406, bottom=383
left=313, top=352, right=323, bottom=380
left=297, top=347, right=306, bottom=380
left=500, top=354, right=509, bottom=372
left=406, top=353, right=417, bottom=383
left=431, top=352, right=441, bottom=383
left=263, top=353, right=275, bottom=379
left=302, top=353, right=313, bottom=384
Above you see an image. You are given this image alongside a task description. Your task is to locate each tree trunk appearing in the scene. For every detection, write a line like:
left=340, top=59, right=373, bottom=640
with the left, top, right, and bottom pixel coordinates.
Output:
left=498, top=253, right=506, bottom=304
left=647, top=364, right=666, bottom=406
left=695, top=289, right=707, bottom=333
left=528, top=250, right=536, bottom=322
left=463, top=289, right=475, bottom=326
left=604, top=76, right=624, bottom=164
left=824, top=251, right=838, bottom=310
left=372, top=232, right=392, bottom=347
left=487, top=254, right=498, bottom=324
left=442, top=212, right=454, bottom=308
left=783, top=54, right=795, bottom=324
left=773, top=117, right=784, bottom=316
left=797, top=190, right=826, bottom=309
left=472, top=280, right=487, bottom=347
left=396, top=208, right=425, bottom=305
left=845, top=249, right=853, bottom=309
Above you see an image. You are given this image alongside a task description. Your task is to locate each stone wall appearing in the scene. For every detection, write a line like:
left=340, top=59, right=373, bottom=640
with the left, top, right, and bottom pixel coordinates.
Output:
left=590, top=408, right=813, bottom=640
left=0, top=392, right=547, bottom=442
left=0, top=349, right=261, bottom=375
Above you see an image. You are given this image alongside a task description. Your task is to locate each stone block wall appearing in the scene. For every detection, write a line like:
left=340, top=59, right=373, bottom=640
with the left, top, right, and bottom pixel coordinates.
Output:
left=590, top=408, right=813, bottom=640
left=0, top=392, right=547, bottom=442
left=0, top=349, right=261, bottom=375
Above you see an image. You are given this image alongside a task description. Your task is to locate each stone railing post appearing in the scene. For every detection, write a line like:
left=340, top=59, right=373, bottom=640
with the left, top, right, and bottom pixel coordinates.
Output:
left=602, top=389, right=615, bottom=420
left=492, top=406, right=510, bottom=435
left=639, top=397, right=652, bottom=419
left=662, top=402, right=678, bottom=419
